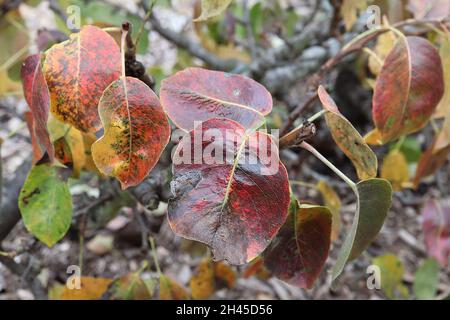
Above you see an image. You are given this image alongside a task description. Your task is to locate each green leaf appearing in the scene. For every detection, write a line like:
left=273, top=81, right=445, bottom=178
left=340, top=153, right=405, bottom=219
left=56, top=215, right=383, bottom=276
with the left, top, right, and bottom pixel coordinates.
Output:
left=194, top=0, right=233, bottom=22
left=413, top=258, right=440, bottom=300
left=333, top=179, right=392, bottom=281
left=18, top=163, right=72, bottom=247
left=373, top=253, right=409, bottom=299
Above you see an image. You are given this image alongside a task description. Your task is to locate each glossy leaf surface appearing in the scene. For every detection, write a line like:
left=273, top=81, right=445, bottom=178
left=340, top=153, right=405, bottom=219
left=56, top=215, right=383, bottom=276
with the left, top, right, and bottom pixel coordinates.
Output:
left=169, top=118, right=290, bottom=265
left=92, top=77, right=170, bottom=189
left=160, top=67, right=272, bottom=131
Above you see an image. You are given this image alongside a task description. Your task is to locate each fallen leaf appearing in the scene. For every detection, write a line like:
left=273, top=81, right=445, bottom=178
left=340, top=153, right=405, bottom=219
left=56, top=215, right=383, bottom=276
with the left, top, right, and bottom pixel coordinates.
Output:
left=414, top=258, right=440, bottom=300
left=159, top=275, right=190, bottom=300
left=373, top=254, right=408, bottom=299
left=190, top=258, right=215, bottom=299
left=58, top=277, right=112, bottom=300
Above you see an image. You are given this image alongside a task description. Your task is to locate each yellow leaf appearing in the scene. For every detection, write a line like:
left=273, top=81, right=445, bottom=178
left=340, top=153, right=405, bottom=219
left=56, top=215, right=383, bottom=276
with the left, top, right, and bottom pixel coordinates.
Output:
left=368, top=21, right=396, bottom=76
left=341, top=0, right=368, bottom=31
left=159, top=275, right=190, bottom=300
left=364, top=128, right=383, bottom=145
left=381, top=149, right=409, bottom=191
left=58, top=277, right=112, bottom=300
left=372, top=254, right=409, bottom=299
left=0, top=69, right=21, bottom=97
left=316, top=181, right=341, bottom=241
left=214, top=261, right=236, bottom=289
left=190, top=258, right=215, bottom=299
left=194, top=0, right=233, bottom=22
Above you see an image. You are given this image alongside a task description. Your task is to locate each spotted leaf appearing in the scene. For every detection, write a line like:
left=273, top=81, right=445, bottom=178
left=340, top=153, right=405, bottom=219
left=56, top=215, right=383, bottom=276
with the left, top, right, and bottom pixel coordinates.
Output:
left=160, top=67, right=272, bottom=131
left=371, top=36, right=444, bottom=144
left=91, top=77, right=170, bottom=189
left=43, top=25, right=121, bottom=132
left=169, top=118, right=290, bottom=265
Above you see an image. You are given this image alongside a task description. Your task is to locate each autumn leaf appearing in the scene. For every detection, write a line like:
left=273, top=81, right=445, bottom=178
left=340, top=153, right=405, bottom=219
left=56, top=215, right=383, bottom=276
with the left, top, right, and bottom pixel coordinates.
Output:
left=434, top=33, right=450, bottom=119
left=91, top=76, right=170, bottom=189
left=21, top=54, right=54, bottom=162
left=214, top=261, right=236, bottom=289
left=422, top=199, right=450, bottom=267
left=373, top=254, right=409, bottom=299
left=194, top=0, right=233, bottom=22
left=243, top=257, right=271, bottom=280
left=368, top=23, right=396, bottom=76
left=333, top=179, right=392, bottom=281
left=407, top=0, right=450, bottom=20
left=413, top=138, right=450, bottom=188
left=24, top=111, right=44, bottom=163
left=381, top=149, right=409, bottom=191
left=264, top=200, right=332, bottom=289
left=341, top=0, right=368, bottom=31
left=190, top=258, right=215, bottom=299
left=160, top=67, right=272, bottom=131
left=111, top=273, right=153, bottom=300
left=18, top=163, right=72, bottom=247
left=43, top=25, right=121, bottom=132
left=58, top=277, right=112, bottom=300
left=168, top=118, right=290, bottom=265
left=317, top=181, right=341, bottom=241
left=370, top=36, right=444, bottom=144
left=159, top=275, right=190, bottom=300
left=318, top=86, right=378, bottom=180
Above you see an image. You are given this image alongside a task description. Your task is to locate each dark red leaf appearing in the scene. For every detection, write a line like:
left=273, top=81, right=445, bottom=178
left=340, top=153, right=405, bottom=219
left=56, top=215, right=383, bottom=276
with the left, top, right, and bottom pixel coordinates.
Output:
left=168, top=118, right=290, bottom=265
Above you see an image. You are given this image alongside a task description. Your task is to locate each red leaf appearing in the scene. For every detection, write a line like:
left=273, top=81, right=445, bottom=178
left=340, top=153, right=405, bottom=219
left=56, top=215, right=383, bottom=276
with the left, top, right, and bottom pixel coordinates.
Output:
left=168, top=118, right=290, bottom=265
left=91, top=77, right=171, bottom=189
left=422, top=199, right=450, bottom=267
left=264, top=200, right=332, bottom=289
left=160, top=67, right=272, bottom=131
left=21, top=54, right=54, bottom=162
left=372, top=36, right=444, bottom=143
left=24, top=111, right=44, bottom=163
left=43, top=25, right=121, bottom=133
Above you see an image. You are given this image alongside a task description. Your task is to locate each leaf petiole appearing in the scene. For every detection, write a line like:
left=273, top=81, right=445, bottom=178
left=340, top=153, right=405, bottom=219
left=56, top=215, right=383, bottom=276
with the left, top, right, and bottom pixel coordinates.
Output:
left=300, top=141, right=358, bottom=195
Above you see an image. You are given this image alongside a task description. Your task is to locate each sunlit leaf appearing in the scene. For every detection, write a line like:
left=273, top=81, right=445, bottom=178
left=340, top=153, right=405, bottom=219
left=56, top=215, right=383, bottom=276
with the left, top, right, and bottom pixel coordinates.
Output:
left=194, top=0, right=233, bottom=22
left=414, top=258, right=440, bottom=300
left=264, top=200, right=332, bottom=289
left=318, top=86, right=378, bottom=180
left=159, top=275, right=190, bottom=300
left=160, top=67, right=272, bottom=131
left=373, top=254, right=408, bottom=299
left=333, top=179, right=392, bottom=281
left=18, top=163, right=72, bottom=247
left=381, top=149, right=409, bottom=191
left=21, top=54, right=54, bottom=162
left=43, top=25, right=121, bottom=132
left=372, top=36, right=444, bottom=144
left=422, top=198, right=450, bottom=267
left=58, top=277, right=112, bottom=300
left=317, top=181, right=341, bottom=241
left=91, top=77, right=170, bottom=189
left=169, top=118, right=290, bottom=265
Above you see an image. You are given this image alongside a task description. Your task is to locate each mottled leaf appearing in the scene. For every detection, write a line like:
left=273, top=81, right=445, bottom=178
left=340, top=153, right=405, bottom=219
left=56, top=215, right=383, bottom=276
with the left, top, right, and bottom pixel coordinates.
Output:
left=190, top=258, right=215, bottom=300
left=372, top=36, right=444, bottom=144
left=160, top=67, right=272, bottom=131
left=318, top=86, right=378, bottom=180
left=21, top=54, right=54, bottom=162
left=169, top=118, right=290, bottom=265
left=194, top=0, right=233, bottom=22
left=18, top=163, right=72, bottom=247
left=373, top=254, right=408, bottom=299
left=159, top=275, right=190, bottom=300
left=414, top=258, right=440, bottom=300
left=264, top=200, right=332, bottom=289
left=58, top=277, right=112, bottom=300
left=333, top=179, right=392, bottom=281
left=422, top=199, right=450, bottom=267
left=43, top=25, right=121, bottom=132
left=317, top=181, right=341, bottom=241
left=381, top=149, right=409, bottom=191
left=91, top=77, right=170, bottom=189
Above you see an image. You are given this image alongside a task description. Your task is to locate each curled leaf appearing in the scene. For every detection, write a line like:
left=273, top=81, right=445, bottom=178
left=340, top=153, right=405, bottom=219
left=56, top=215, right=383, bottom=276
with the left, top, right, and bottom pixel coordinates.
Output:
left=318, top=86, right=378, bottom=180
left=44, top=25, right=121, bottom=132
left=169, top=118, right=290, bottom=265
left=160, top=67, right=272, bottom=131
left=264, top=200, right=332, bottom=289
left=91, top=77, right=170, bottom=189
left=333, top=179, right=392, bottom=281
left=372, top=36, right=444, bottom=144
